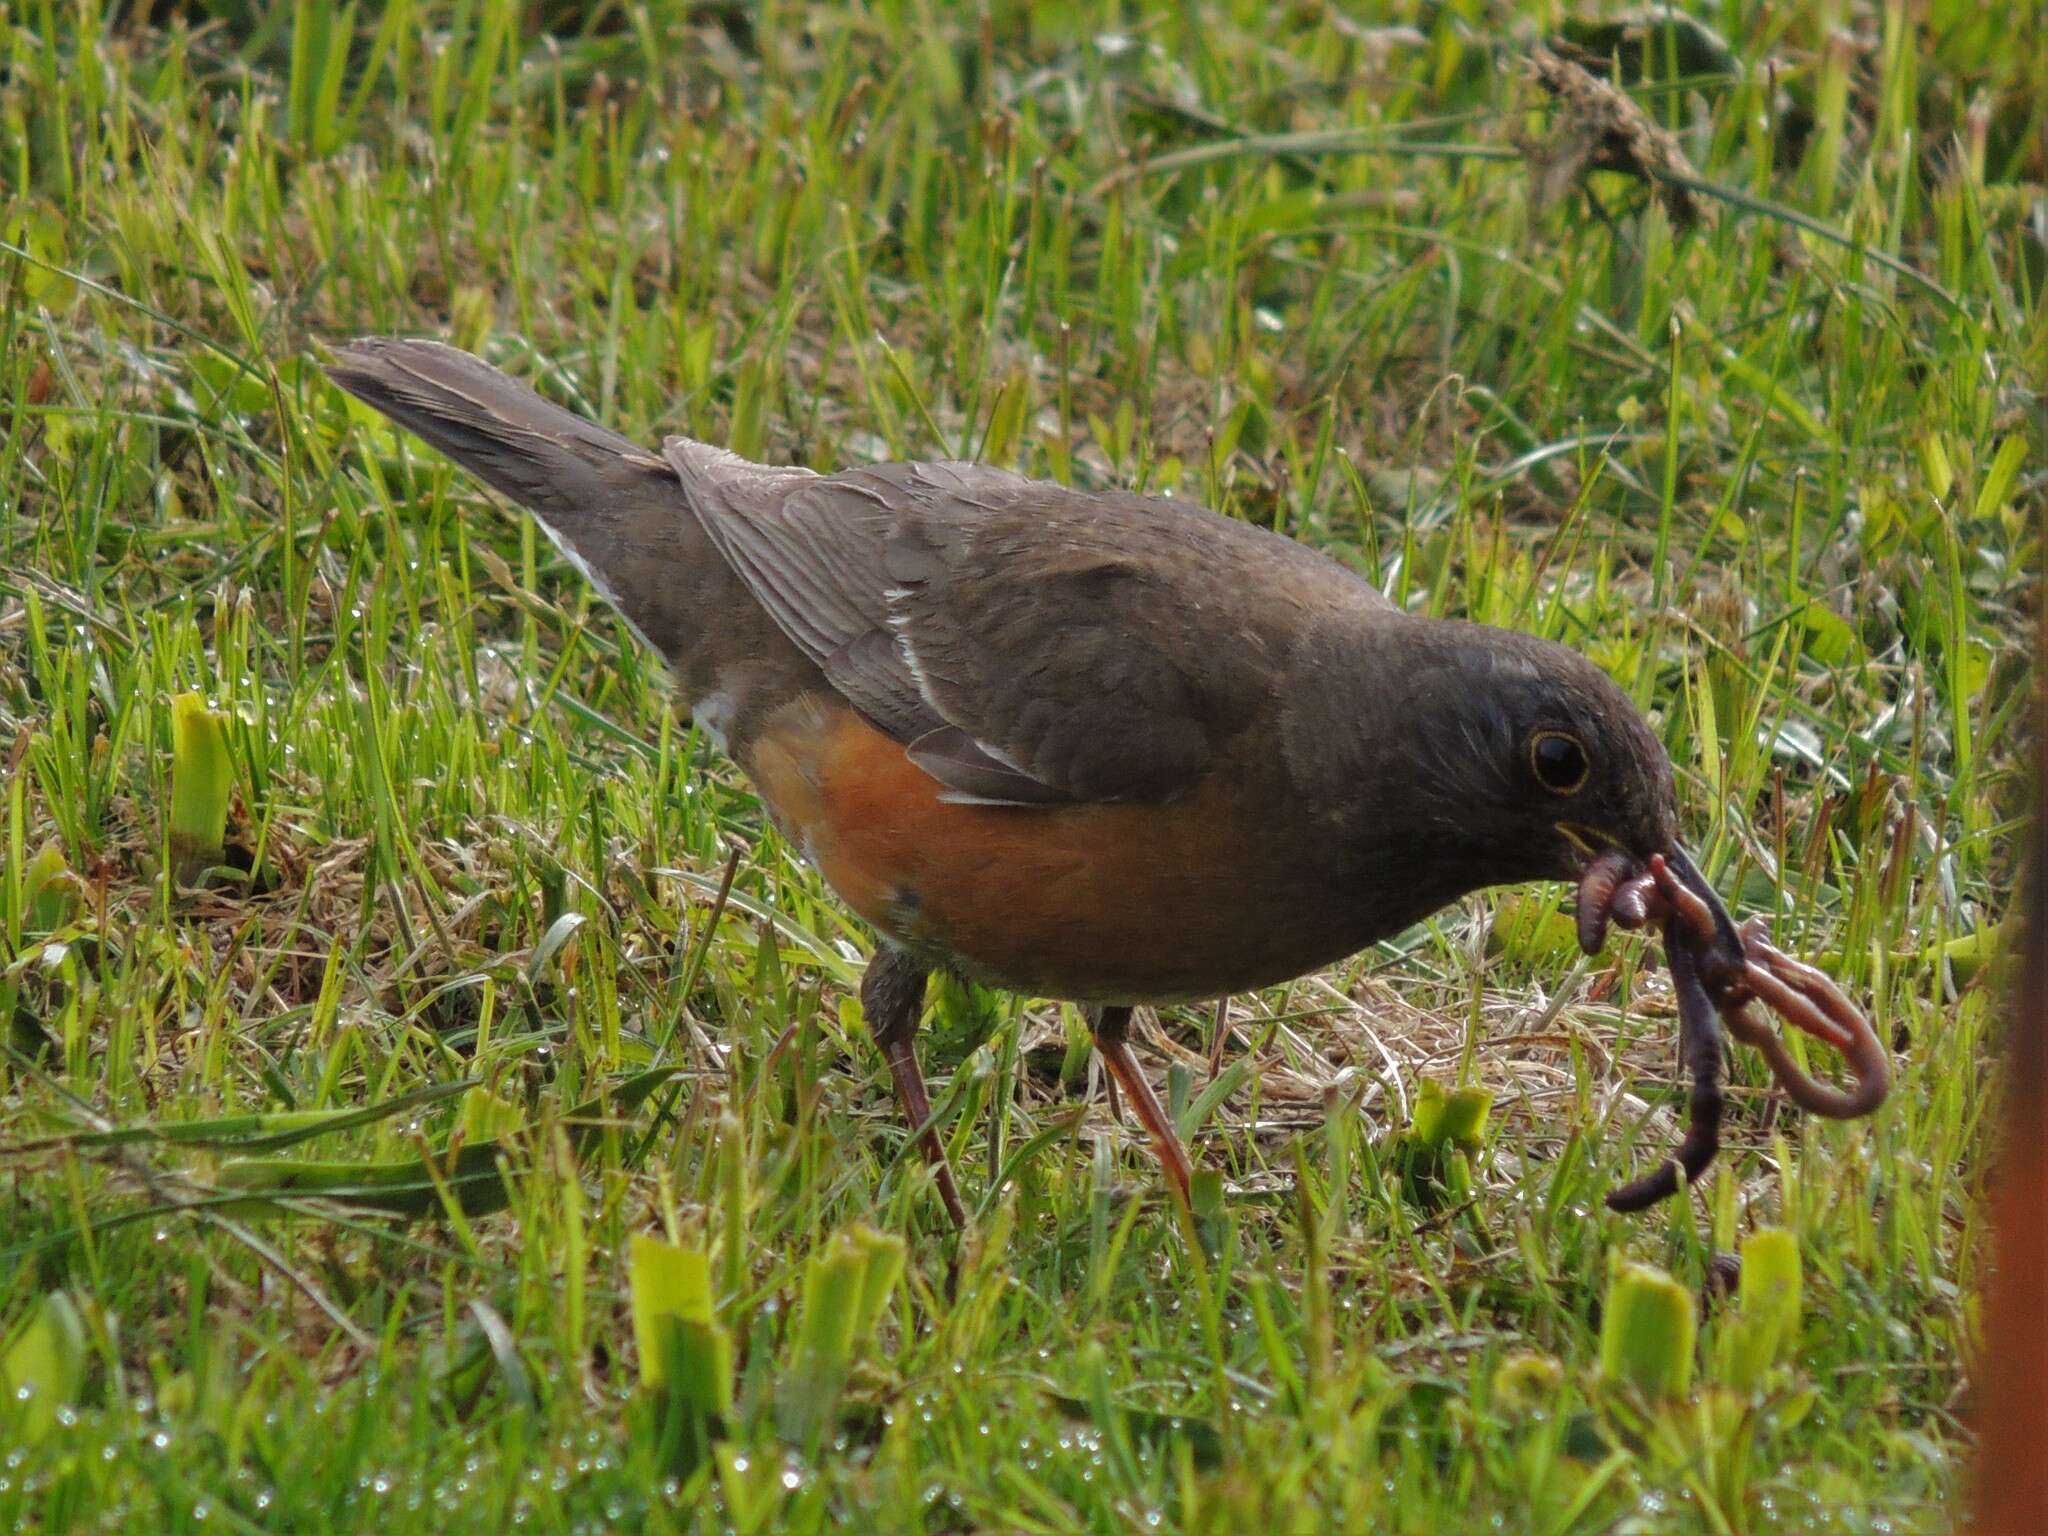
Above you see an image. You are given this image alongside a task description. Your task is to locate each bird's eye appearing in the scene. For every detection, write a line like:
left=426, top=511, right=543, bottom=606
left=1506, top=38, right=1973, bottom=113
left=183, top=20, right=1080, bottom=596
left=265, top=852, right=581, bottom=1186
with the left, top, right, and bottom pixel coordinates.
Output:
left=1529, top=731, right=1590, bottom=795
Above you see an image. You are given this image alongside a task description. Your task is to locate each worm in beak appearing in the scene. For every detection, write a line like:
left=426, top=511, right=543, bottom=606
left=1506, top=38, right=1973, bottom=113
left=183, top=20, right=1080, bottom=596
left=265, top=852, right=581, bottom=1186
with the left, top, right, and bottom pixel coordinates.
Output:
left=1659, top=844, right=1749, bottom=982
left=1572, top=845, right=1890, bottom=1211
left=1574, top=848, right=1640, bottom=956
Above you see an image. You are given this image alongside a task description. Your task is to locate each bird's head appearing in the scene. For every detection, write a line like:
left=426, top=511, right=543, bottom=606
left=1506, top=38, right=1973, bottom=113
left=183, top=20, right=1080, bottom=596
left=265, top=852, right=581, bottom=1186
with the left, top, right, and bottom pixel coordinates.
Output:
left=1369, top=620, right=1743, bottom=963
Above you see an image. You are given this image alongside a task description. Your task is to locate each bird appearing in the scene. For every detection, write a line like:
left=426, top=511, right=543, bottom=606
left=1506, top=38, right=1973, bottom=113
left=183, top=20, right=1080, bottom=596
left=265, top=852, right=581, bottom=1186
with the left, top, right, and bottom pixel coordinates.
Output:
left=327, top=336, right=1745, bottom=1229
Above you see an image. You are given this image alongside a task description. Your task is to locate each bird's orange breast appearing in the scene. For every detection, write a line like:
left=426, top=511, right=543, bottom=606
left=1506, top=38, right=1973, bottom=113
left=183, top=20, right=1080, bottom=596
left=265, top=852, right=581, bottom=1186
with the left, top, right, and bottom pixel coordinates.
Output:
left=746, top=700, right=1363, bottom=1002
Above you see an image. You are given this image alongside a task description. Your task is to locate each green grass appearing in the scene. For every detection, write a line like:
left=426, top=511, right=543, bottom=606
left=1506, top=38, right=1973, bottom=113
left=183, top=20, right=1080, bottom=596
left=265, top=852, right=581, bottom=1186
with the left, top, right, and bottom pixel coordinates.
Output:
left=1, top=0, right=2039, bottom=1529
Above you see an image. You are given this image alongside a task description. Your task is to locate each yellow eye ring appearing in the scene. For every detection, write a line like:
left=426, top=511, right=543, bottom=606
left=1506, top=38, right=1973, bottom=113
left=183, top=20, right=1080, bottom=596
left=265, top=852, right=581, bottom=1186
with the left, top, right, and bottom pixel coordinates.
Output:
left=1529, top=731, right=1590, bottom=795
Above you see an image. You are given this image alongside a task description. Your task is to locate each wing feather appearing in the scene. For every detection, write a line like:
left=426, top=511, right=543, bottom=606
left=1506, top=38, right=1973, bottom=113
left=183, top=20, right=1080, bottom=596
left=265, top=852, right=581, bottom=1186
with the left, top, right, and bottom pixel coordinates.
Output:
left=663, top=445, right=1388, bottom=804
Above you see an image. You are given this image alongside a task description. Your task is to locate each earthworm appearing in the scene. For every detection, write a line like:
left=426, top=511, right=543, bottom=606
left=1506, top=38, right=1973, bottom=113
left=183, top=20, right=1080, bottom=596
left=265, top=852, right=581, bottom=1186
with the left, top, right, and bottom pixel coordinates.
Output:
left=1605, top=917, right=1727, bottom=1212
left=1594, top=853, right=1889, bottom=1209
left=1576, top=849, right=1642, bottom=956
left=1726, top=932, right=1890, bottom=1119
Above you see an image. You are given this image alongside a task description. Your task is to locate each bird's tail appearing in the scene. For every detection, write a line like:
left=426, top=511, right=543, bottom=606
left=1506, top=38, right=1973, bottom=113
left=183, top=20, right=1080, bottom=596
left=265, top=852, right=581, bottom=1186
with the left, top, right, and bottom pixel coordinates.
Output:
left=326, top=336, right=773, bottom=690
left=325, top=338, right=814, bottom=731
left=326, top=337, right=671, bottom=530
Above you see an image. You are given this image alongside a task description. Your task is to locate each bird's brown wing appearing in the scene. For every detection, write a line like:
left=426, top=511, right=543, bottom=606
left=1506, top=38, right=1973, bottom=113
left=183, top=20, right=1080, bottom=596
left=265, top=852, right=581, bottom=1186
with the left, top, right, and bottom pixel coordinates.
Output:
left=664, top=450, right=1386, bottom=804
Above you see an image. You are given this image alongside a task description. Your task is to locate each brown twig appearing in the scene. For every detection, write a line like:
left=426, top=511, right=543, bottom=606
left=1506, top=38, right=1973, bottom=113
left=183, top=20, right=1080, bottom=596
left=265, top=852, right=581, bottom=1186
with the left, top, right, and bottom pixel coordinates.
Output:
left=1524, top=47, right=1715, bottom=231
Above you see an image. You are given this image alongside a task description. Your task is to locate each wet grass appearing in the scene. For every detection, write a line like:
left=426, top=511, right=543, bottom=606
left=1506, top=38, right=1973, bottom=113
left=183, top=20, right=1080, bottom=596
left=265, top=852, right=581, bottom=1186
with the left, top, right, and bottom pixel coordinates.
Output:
left=1, top=0, right=2040, bottom=1529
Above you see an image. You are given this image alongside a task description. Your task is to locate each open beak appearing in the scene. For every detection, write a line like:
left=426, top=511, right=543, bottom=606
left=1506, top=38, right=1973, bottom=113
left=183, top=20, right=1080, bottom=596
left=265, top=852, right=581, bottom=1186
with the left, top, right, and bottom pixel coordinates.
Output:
left=1571, top=839, right=1745, bottom=975
left=1658, top=844, right=1747, bottom=975
left=1569, top=832, right=1890, bottom=1213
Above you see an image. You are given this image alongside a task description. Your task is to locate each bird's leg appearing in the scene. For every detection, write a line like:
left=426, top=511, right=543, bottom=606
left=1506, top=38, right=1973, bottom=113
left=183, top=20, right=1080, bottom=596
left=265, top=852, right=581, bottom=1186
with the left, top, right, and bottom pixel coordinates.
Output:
left=1091, top=1005, right=1195, bottom=1207
left=861, top=949, right=967, bottom=1230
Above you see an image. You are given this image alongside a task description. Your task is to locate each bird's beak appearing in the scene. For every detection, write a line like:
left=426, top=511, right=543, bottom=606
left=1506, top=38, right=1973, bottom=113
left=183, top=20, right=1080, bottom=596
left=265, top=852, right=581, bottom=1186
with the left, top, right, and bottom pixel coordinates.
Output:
left=1659, top=843, right=1747, bottom=970
left=1554, top=822, right=1605, bottom=865
left=1569, top=833, right=1746, bottom=971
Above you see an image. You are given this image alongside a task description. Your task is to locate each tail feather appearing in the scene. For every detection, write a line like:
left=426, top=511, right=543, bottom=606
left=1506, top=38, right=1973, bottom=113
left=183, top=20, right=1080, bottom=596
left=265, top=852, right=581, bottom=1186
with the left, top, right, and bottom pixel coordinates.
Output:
left=326, top=338, right=670, bottom=525
left=325, top=337, right=817, bottom=743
